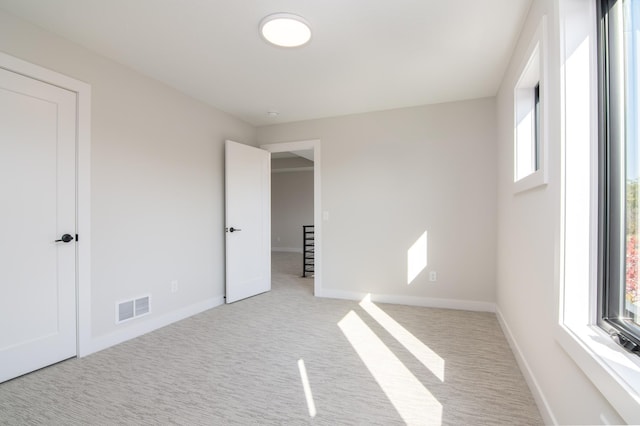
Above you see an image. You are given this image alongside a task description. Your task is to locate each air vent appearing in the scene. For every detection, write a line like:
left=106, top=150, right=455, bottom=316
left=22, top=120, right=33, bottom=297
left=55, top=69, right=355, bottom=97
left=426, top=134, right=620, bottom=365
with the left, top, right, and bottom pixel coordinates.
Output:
left=118, top=300, right=134, bottom=322
left=116, top=295, right=151, bottom=324
left=135, top=296, right=150, bottom=316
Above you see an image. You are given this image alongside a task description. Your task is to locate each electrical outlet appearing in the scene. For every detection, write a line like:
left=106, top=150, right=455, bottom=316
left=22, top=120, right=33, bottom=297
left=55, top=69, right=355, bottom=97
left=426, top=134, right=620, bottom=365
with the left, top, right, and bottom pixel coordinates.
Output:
left=171, top=280, right=179, bottom=293
left=429, top=271, right=437, bottom=282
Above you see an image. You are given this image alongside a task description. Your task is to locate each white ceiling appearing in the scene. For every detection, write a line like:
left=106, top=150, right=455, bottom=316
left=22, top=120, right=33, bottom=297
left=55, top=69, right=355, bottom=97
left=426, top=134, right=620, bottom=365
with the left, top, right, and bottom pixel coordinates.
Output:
left=0, top=0, right=532, bottom=126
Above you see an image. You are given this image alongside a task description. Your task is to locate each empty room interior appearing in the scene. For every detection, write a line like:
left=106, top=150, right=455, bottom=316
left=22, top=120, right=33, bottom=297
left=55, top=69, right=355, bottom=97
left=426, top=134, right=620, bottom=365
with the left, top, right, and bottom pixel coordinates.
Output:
left=1, top=0, right=640, bottom=424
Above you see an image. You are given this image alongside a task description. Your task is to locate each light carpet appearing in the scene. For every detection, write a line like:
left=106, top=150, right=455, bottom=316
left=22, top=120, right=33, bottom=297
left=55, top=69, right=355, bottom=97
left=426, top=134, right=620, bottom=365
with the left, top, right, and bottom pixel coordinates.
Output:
left=0, top=252, right=542, bottom=425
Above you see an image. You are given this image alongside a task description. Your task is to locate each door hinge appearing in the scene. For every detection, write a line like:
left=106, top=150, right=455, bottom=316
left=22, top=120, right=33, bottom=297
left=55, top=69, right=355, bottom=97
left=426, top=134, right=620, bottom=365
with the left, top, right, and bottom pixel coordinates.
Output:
left=75, top=234, right=79, bottom=242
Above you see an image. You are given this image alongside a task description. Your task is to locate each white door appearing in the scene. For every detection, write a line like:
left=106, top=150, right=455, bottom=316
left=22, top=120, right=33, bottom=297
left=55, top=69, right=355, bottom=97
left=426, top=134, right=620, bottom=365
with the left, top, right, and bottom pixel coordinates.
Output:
left=0, top=67, right=77, bottom=383
left=225, top=140, right=271, bottom=303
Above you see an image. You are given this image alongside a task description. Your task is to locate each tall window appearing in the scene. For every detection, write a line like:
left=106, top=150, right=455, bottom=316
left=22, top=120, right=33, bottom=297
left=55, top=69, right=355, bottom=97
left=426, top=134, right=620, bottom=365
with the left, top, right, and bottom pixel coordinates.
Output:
left=600, top=0, right=640, bottom=352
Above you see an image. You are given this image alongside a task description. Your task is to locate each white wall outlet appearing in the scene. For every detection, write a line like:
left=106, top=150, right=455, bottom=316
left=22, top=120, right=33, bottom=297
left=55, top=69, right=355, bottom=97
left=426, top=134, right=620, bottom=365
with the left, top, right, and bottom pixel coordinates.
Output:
left=170, top=280, right=179, bottom=293
left=429, top=271, right=437, bottom=282
left=323, top=211, right=329, bottom=221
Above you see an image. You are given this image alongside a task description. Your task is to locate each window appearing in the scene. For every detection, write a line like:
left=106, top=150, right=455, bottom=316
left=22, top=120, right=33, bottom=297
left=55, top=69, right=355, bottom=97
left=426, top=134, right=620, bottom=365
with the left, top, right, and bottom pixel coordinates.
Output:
left=513, top=17, right=547, bottom=193
left=558, top=1, right=640, bottom=421
left=599, top=0, right=640, bottom=352
left=534, top=83, right=541, bottom=170
left=515, top=80, right=540, bottom=180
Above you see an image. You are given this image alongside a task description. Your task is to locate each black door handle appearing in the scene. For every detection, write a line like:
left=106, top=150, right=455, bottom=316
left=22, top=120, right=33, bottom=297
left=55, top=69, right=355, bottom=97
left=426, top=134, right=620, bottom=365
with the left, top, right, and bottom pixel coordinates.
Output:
left=229, top=227, right=242, bottom=233
left=55, top=234, right=74, bottom=243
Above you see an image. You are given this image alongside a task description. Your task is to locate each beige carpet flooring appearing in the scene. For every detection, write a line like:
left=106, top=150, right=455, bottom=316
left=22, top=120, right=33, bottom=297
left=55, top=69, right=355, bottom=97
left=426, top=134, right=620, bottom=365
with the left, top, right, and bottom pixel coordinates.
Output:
left=0, top=252, right=542, bottom=425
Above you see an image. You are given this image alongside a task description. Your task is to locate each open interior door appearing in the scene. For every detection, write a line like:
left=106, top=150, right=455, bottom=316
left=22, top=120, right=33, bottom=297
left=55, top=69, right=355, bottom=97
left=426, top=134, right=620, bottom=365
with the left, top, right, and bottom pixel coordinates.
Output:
left=225, top=140, right=271, bottom=303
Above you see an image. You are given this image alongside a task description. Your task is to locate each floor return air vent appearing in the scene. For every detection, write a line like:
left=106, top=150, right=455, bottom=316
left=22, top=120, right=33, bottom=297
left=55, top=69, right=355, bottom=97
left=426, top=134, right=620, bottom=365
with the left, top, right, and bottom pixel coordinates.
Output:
left=116, top=295, right=151, bottom=324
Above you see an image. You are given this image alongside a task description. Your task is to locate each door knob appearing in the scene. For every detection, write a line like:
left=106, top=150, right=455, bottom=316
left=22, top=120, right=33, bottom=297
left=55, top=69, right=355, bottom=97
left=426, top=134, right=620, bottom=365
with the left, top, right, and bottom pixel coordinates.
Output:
left=55, top=234, right=74, bottom=243
left=229, top=227, right=242, bottom=233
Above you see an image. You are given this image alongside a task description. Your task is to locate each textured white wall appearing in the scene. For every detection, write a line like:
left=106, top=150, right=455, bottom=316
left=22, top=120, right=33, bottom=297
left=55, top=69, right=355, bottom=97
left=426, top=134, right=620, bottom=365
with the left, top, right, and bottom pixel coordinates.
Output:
left=271, top=170, right=314, bottom=252
left=258, top=98, right=497, bottom=306
left=495, top=0, right=624, bottom=423
left=0, top=10, right=256, bottom=341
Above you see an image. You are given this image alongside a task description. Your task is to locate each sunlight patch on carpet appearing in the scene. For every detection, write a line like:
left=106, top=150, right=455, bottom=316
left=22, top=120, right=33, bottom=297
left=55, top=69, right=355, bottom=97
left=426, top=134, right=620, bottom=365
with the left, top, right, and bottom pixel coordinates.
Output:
left=338, top=310, right=442, bottom=425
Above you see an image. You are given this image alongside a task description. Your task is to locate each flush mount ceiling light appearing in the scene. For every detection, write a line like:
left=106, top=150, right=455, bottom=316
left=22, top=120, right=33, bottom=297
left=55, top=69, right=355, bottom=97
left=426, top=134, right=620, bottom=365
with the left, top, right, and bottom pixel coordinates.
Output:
left=260, top=13, right=311, bottom=48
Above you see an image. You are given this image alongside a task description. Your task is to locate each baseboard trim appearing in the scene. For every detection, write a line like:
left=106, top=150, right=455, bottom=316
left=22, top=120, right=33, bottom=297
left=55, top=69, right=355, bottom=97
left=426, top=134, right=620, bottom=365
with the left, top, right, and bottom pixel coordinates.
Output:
left=495, top=306, right=557, bottom=425
left=84, top=296, right=224, bottom=356
left=272, top=247, right=302, bottom=253
left=317, top=288, right=495, bottom=312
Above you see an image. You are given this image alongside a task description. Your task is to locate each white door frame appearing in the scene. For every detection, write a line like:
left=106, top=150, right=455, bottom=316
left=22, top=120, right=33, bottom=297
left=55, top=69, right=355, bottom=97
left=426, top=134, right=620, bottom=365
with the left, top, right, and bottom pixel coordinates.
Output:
left=0, top=52, right=92, bottom=357
left=260, top=140, right=321, bottom=296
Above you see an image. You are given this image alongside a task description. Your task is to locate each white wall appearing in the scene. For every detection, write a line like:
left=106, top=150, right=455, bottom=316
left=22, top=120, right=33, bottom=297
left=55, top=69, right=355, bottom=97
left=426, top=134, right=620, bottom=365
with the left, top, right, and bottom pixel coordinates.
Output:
left=271, top=170, right=314, bottom=252
left=0, top=10, right=256, bottom=347
left=258, top=99, right=497, bottom=309
left=272, top=157, right=314, bottom=169
left=495, top=0, right=625, bottom=423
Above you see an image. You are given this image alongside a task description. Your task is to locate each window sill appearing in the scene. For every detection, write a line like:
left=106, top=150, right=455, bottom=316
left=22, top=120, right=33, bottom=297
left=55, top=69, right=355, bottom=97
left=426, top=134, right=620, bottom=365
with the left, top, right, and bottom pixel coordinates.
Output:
left=556, top=322, right=640, bottom=424
left=513, top=168, right=548, bottom=194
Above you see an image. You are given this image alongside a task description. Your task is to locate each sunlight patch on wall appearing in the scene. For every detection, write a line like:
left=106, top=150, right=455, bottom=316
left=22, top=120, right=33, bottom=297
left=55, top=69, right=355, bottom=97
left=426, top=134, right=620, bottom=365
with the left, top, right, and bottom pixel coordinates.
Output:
left=407, top=231, right=428, bottom=284
left=338, top=310, right=442, bottom=424
left=298, top=359, right=317, bottom=418
left=360, top=294, right=445, bottom=381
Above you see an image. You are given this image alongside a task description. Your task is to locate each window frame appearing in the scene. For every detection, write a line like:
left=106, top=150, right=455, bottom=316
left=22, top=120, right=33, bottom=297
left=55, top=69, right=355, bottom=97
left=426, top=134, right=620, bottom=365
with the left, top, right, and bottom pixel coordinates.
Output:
left=598, top=0, right=640, bottom=353
left=513, top=17, right=548, bottom=194
left=556, top=1, right=640, bottom=423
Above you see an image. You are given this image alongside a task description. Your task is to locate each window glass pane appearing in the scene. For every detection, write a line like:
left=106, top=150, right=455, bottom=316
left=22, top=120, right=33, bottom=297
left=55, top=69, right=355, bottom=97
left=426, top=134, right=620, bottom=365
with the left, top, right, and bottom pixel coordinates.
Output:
left=624, top=0, right=640, bottom=327
left=515, top=104, right=535, bottom=180
left=513, top=43, right=541, bottom=186
left=535, top=83, right=540, bottom=170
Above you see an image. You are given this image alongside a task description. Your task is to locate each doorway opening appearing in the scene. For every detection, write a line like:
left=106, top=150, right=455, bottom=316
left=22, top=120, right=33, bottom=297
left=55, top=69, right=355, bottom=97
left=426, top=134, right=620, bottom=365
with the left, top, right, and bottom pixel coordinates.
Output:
left=261, top=140, right=321, bottom=296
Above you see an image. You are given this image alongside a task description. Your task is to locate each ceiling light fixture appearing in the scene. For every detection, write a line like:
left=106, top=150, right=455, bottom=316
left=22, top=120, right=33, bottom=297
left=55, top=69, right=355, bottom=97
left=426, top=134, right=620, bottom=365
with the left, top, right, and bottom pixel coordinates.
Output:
left=260, top=13, right=311, bottom=48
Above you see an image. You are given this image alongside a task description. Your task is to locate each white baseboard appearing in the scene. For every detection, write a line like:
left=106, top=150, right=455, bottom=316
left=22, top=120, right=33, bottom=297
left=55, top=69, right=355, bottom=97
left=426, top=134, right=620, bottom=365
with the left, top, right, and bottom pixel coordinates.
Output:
left=84, top=296, right=224, bottom=356
left=495, top=306, right=557, bottom=425
left=316, top=288, right=496, bottom=312
left=272, top=247, right=302, bottom=253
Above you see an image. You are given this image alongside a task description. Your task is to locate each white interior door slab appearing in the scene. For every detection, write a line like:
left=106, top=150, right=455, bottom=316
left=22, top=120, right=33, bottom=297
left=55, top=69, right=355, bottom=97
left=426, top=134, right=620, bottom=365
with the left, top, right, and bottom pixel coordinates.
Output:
left=225, top=140, right=271, bottom=303
left=0, top=67, right=77, bottom=383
